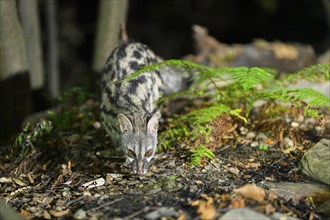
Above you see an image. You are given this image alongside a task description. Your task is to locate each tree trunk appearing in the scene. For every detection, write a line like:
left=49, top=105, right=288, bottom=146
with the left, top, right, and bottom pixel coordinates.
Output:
left=18, top=0, right=45, bottom=90
left=46, top=0, right=60, bottom=98
left=0, top=0, right=32, bottom=141
left=93, top=0, right=129, bottom=73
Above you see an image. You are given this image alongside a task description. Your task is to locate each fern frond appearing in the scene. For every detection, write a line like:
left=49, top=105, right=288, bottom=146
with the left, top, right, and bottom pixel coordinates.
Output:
left=264, top=88, right=330, bottom=107
left=278, top=64, right=330, bottom=86
left=190, top=145, right=215, bottom=166
left=116, top=59, right=211, bottom=83
left=186, top=104, right=230, bottom=124
left=156, top=88, right=211, bottom=104
left=226, top=67, right=275, bottom=90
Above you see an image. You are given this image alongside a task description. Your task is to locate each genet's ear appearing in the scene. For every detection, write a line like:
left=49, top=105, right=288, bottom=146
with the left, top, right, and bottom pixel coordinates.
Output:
left=147, top=112, right=161, bottom=134
left=118, top=114, right=133, bottom=133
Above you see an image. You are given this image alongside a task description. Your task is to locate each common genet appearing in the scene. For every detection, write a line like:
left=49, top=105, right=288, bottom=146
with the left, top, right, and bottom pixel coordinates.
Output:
left=100, top=42, right=189, bottom=175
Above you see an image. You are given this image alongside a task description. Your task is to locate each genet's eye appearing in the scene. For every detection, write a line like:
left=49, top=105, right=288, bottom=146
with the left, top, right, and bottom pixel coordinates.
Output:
left=127, top=150, right=136, bottom=158
left=145, top=149, right=153, bottom=157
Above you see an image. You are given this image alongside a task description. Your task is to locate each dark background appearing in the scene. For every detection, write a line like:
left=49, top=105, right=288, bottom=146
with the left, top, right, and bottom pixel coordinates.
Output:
left=1, top=0, right=329, bottom=141
left=55, top=0, right=329, bottom=91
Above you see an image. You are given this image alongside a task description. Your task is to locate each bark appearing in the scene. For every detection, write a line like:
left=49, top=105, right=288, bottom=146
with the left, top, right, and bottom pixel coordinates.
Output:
left=18, top=0, right=45, bottom=90
left=0, top=0, right=32, bottom=141
left=46, top=0, right=60, bottom=97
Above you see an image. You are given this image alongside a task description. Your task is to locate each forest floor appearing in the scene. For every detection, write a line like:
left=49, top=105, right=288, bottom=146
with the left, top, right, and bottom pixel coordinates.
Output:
left=1, top=29, right=329, bottom=219
left=0, top=97, right=329, bottom=219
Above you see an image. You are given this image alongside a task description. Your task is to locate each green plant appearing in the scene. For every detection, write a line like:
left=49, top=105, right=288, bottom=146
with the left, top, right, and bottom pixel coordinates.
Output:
left=120, top=61, right=329, bottom=165
left=15, top=120, right=53, bottom=157
left=48, top=87, right=97, bottom=132
left=190, top=145, right=215, bottom=166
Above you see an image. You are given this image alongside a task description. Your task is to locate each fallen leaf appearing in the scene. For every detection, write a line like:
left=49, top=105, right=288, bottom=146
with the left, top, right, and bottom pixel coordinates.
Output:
left=43, top=210, right=52, bottom=219
left=20, top=209, right=29, bottom=217
left=50, top=209, right=70, bottom=217
left=245, top=162, right=261, bottom=169
left=234, top=183, right=265, bottom=202
left=81, top=178, right=105, bottom=189
left=13, top=178, right=26, bottom=186
left=191, top=195, right=217, bottom=220
left=177, top=213, right=187, bottom=220
left=229, top=198, right=245, bottom=208
left=0, top=177, right=12, bottom=183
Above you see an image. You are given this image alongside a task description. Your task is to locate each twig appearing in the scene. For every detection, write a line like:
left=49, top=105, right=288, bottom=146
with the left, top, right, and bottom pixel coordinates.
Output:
left=123, top=206, right=150, bottom=219
left=88, top=197, right=124, bottom=212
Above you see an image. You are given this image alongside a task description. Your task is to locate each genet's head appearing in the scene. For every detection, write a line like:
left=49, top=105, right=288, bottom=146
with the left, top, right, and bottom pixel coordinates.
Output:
left=117, top=112, right=161, bottom=175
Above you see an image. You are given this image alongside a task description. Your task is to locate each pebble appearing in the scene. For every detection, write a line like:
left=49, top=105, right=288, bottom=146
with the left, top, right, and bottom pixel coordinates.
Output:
left=291, top=121, right=300, bottom=128
left=92, top=121, right=101, bottom=129
left=145, top=207, right=179, bottom=220
left=283, top=137, right=294, bottom=147
left=73, top=209, right=86, bottom=219
left=256, top=132, right=268, bottom=140
left=219, top=208, right=270, bottom=220
left=300, top=139, right=330, bottom=185
left=239, top=127, right=248, bottom=135
left=251, top=141, right=259, bottom=148
left=297, top=114, right=304, bottom=123
left=246, top=131, right=256, bottom=139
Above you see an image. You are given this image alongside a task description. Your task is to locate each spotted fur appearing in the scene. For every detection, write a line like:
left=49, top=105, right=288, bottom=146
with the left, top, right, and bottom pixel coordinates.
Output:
left=100, top=42, right=188, bottom=175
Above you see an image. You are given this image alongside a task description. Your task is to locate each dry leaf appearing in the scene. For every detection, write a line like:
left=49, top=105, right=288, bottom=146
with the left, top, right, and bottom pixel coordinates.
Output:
left=245, top=162, right=261, bottom=169
left=50, top=209, right=70, bottom=217
left=234, top=183, right=265, bottom=202
left=20, top=209, right=30, bottom=217
left=13, top=178, right=26, bottom=186
left=43, top=210, right=52, bottom=219
left=177, top=213, right=187, bottom=220
left=191, top=195, right=217, bottom=220
left=81, top=177, right=105, bottom=189
left=229, top=198, right=245, bottom=208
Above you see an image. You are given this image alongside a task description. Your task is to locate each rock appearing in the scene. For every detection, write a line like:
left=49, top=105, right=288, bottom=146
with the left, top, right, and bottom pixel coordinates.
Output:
left=246, top=131, right=256, bottom=139
left=263, top=182, right=330, bottom=204
left=73, top=209, right=86, bottom=219
left=290, top=121, right=299, bottom=128
left=271, top=212, right=300, bottom=220
left=145, top=207, right=179, bottom=220
left=283, top=137, right=294, bottom=147
left=0, top=200, right=25, bottom=220
left=315, top=200, right=330, bottom=216
left=219, top=208, right=270, bottom=220
left=300, top=139, right=330, bottom=185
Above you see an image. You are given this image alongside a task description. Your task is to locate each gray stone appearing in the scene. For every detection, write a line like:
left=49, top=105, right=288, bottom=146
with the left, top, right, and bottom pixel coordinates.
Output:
left=219, top=208, right=270, bottom=220
left=300, top=139, right=330, bottom=185
left=145, top=207, right=179, bottom=220
left=0, top=200, right=25, bottom=220
left=270, top=212, right=300, bottom=220
left=73, top=209, right=86, bottom=219
left=263, top=182, right=329, bottom=204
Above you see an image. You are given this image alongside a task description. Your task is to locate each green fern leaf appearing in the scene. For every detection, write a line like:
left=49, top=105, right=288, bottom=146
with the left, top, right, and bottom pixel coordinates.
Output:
left=278, top=64, right=330, bottom=86
left=187, top=104, right=230, bottom=124
left=221, top=67, right=275, bottom=90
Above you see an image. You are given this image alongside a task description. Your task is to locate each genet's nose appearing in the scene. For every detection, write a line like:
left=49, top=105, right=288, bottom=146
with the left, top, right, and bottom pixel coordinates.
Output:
left=136, top=169, right=145, bottom=176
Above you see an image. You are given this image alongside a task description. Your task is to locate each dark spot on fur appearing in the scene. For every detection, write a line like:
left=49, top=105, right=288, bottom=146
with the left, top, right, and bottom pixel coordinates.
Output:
left=101, top=107, right=116, bottom=117
left=105, top=87, right=112, bottom=97
left=117, top=46, right=127, bottom=60
left=121, top=69, right=127, bottom=77
left=133, top=50, right=142, bottom=59
left=103, top=64, right=112, bottom=74
left=129, top=61, right=139, bottom=71
left=128, top=84, right=137, bottom=94
left=137, top=75, right=147, bottom=84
